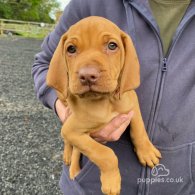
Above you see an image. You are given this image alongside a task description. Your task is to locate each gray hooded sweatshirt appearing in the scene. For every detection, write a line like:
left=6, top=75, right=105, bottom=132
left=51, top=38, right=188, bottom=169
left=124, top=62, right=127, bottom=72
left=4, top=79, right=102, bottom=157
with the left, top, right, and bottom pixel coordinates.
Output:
left=32, top=0, right=195, bottom=194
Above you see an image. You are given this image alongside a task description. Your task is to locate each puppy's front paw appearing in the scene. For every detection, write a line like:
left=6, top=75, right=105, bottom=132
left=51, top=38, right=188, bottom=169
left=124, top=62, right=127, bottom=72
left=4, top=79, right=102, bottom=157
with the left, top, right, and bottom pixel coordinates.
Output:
left=134, top=140, right=162, bottom=168
left=69, top=163, right=80, bottom=180
left=101, top=169, right=121, bottom=195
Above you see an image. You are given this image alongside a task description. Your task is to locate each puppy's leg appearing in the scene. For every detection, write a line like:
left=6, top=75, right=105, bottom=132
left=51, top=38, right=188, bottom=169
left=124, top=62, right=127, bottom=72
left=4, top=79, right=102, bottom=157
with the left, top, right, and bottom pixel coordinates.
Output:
left=69, top=147, right=81, bottom=179
left=63, top=140, right=81, bottom=179
left=61, top=119, right=121, bottom=195
left=130, top=94, right=162, bottom=168
left=63, top=140, right=73, bottom=166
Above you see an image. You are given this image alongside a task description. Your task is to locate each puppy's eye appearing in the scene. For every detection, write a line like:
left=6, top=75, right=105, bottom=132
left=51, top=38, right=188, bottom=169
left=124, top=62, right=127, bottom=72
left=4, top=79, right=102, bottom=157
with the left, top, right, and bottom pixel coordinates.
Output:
left=108, top=42, right=118, bottom=50
left=67, top=45, right=77, bottom=54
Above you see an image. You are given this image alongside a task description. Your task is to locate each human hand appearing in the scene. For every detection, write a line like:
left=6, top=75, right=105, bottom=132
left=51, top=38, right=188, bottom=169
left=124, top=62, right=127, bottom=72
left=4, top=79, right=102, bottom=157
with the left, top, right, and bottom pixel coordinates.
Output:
left=55, top=99, right=71, bottom=123
left=90, top=111, right=134, bottom=143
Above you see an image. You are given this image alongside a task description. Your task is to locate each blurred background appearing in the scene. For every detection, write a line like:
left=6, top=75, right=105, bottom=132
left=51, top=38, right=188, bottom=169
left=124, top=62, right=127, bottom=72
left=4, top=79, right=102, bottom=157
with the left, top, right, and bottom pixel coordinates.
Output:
left=0, top=0, right=71, bottom=194
left=0, top=0, right=71, bottom=38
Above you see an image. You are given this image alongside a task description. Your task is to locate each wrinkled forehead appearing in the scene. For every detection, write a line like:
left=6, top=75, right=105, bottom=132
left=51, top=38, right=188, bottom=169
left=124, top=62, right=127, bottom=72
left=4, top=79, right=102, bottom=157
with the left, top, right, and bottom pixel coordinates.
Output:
left=66, top=17, right=122, bottom=43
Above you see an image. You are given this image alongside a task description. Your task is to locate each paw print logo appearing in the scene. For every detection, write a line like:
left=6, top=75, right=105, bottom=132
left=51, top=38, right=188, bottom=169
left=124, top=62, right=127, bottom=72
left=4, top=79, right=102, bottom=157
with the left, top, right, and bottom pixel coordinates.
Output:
left=151, top=164, right=170, bottom=177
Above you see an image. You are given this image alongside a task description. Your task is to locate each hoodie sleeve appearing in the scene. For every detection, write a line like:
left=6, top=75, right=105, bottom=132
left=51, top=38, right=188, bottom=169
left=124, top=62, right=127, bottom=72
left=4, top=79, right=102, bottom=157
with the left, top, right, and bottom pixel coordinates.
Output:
left=32, top=0, right=90, bottom=111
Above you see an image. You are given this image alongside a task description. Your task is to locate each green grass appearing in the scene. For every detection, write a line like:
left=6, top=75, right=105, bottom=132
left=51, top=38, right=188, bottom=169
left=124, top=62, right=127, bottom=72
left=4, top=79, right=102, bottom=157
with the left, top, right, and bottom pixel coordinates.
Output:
left=1, top=22, right=54, bottom=39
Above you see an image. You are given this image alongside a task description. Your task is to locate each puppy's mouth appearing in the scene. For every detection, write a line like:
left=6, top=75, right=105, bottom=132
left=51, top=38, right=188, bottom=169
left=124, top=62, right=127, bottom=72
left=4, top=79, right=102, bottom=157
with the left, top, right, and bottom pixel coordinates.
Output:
left=75, top=85, right=112, bottom=98
left=78, top=91, right=110, bottom=99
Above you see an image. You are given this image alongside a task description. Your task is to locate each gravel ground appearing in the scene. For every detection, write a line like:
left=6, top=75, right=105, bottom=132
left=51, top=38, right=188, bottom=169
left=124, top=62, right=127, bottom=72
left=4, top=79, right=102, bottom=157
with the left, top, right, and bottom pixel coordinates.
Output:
left=0, top=36, right=63, bottom=195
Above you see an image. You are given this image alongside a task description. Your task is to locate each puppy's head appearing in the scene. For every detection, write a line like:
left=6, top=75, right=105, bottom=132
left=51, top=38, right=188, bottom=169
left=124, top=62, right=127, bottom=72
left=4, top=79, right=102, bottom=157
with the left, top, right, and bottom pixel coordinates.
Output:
left=47, top=16, right=140, bottom=99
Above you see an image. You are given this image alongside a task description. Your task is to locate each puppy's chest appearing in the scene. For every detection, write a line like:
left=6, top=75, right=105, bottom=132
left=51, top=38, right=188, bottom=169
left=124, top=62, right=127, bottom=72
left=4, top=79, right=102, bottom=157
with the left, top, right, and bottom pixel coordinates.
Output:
left=67, top=93, right=134, bottom=131
left=68, top=97, right=115, bottom=123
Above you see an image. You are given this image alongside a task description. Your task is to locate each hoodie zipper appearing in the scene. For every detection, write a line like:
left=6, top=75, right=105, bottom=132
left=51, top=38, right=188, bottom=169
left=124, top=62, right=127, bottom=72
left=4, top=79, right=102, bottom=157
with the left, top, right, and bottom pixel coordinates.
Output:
left=162, top=58, right=167, bottom=72
left=148, top=17, right=193, bottom=140
left=132, top=14, right=168, bottom=139
left=125, top=1, right=168, bottom=138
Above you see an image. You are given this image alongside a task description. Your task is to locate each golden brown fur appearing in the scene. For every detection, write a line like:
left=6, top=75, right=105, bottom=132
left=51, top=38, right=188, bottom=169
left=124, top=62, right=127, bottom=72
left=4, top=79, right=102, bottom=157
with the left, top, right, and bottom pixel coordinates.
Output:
left=47, top=16, right=161, bottom=195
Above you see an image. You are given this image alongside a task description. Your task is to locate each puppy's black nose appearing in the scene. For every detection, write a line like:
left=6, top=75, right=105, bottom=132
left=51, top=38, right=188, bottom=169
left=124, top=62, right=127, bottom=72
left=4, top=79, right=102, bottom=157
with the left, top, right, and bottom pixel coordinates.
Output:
left=78, top=67, right=99, bottom=85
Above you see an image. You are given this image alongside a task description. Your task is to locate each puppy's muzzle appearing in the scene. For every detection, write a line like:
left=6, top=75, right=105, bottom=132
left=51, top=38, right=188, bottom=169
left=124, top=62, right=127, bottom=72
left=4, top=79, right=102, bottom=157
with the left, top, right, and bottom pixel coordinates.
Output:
left=78, top=67, right=100, bottom=86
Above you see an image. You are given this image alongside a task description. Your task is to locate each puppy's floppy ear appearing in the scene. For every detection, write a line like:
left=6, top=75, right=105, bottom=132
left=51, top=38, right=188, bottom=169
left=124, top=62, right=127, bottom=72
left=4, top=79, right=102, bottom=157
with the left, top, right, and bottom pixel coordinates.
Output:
left=46, top=33, right=68, bottom=99
left=119, top=31, right=140, bottom=95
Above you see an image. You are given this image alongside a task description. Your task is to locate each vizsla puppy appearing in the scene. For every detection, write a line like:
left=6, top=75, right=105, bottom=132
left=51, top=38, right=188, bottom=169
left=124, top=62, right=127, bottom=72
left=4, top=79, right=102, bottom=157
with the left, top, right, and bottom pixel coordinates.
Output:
left=47, top=16, right=161, bottom=195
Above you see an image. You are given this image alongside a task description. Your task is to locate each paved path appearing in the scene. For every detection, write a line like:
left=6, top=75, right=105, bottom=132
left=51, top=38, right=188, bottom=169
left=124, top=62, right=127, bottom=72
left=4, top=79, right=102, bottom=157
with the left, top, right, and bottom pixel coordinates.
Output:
left=0, top=37, right=63, bottom=195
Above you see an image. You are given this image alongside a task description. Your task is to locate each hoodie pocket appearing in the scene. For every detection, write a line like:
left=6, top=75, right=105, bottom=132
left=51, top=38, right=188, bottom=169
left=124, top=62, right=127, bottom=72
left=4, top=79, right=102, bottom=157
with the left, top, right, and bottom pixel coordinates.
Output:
left=60, top=158, right=100, bottom=195
left=59, top=152, right=102, bottom=195
left=148, top=142, right=195, bottom=195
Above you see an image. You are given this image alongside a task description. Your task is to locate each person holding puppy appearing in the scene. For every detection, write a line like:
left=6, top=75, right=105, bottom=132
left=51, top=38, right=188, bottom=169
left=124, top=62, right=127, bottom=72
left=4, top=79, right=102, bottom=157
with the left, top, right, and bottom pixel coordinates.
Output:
left=32, top=0, right=195, bottom=194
